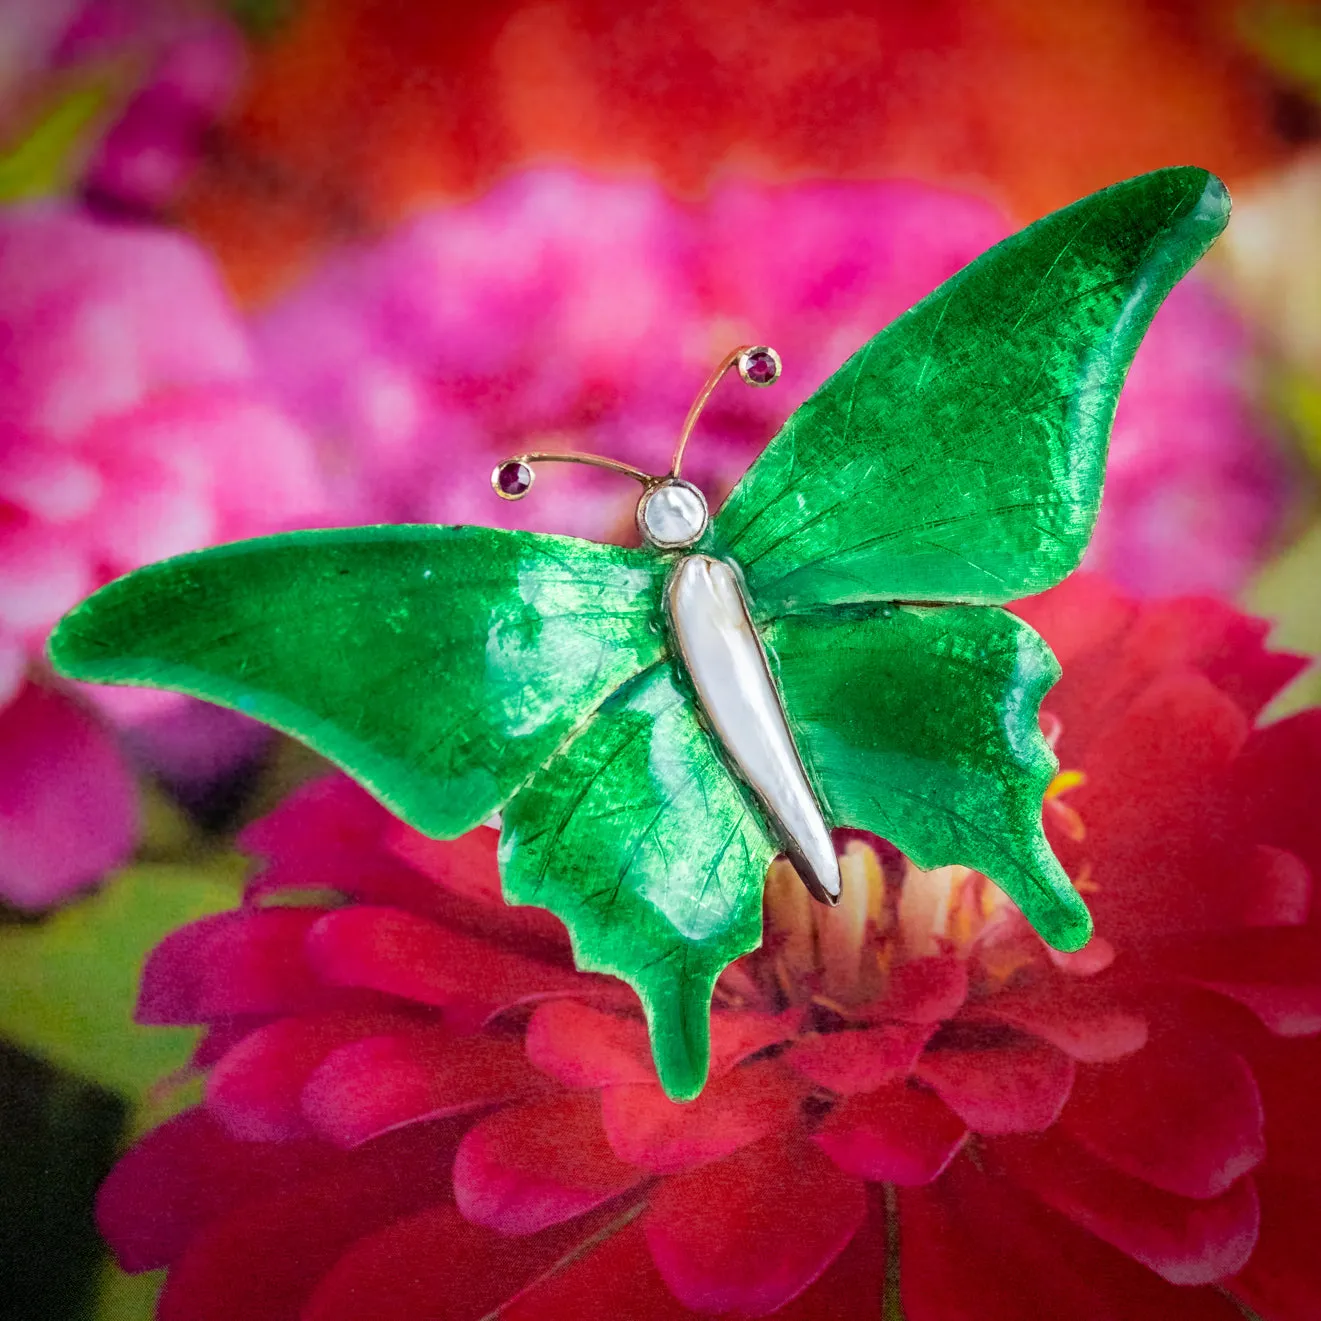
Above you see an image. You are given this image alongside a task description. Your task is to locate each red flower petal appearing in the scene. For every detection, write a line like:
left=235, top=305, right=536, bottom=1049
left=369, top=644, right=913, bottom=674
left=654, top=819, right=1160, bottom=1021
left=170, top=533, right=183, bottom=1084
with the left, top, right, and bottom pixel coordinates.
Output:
left=512, top=1203, right=890, bottom=1321
left=206, top=1009, right=421, bottom=1141
left=155, top=1122, right=461, bottom=1321
left=527, top=1000, right=800, bottom=1089
left=1058, top=1033, right=1264, bottom=1198
left=1047, top=936, right=1117, bottom=977
left=0, top=681, right=138, bottom=909
left=708, top=1007, right=805, bottom=1074
left=773, top=1189, right=888, bottom=1321
left=1121, top=597, right=1306, bottom=725
left=1071, top=674, right=1251, bottom=944
left=302, top=1027, right=550, bottom=1148
left=504, top=1221, right=699, bottom=1321
left=1021, top=579, right=1302, bottom=759
left=385, top=818, right=571, bottom=949
left=903, top=1155, right=1246, bottom=1321
left=385, top=819, right=578, bottom=956
left=525, top=1000, right=656, bottom=1088
left=643, top=1132, right=865, bottom=1316
left=916, top=1037, right=1075, bottom=1134
left=971, top=981, right=1148, bottom=1062
left=453, top=1092, right=644, bottom=1235
left=1242, top=1034, right=1321, bottom=1182
left=785, top=1022, right=934, bottom=1094
left=1152, top=926, right=1321, bottom=1037
left=813, top=1081, right=967, bottom=1185
left=306, top=905, right=586, bottom=1016
left=97, top=1108, right=333, bottom=1272
left=137, top=907, right=331, bottom=1024
left=191, top=1017, right=267, bottom=1069
left=1234, top=710, right=1321, bottom=882
left=303, top=1202, right=633, bottom=1321
left=996, top=1131, right=1260, bottom=1285
left=601, top=1059, right=807, bottom=1174
left=239, top=774, right=412, bottom=902
left=882, top=955, right=969, bottom=1022
left=1229, top=1174, right=1321, bottom=1321
left=1014, top=574, right=1134, bottom=675
left=383, top=820, right=500, bottom=903
left=1239, top=845, right=1312, bottom=928
left=244, top=783, right=580, bottom=969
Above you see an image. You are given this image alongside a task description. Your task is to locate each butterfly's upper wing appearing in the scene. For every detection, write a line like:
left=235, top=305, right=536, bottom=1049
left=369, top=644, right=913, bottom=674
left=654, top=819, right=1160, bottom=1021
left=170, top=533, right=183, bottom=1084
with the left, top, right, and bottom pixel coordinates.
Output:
left=712, top=167, right=1230, bottom=614
left=49, top=525, right=670, bottom=839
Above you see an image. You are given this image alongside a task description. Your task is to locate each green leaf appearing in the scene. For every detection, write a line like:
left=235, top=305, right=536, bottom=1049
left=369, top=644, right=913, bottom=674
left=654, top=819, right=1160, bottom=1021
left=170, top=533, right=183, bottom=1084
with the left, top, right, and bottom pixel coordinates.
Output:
left=768, top=603, right=1091, bottom=951
left=49, top=526, right=669, bottom=840
left=1240, top=3, right=1321, bottom=104
left=1246, top=518, right=1321, bottom=723
left=94, top=1263, right=164, bottom=1321
left=228, top=0, right=298, bottom=39
left=0, top=863, right=241, bottom=1100
left=0, top=82, right=109, bottom=202
left=713, top=167, right=1230, bottom=614
left=501, top=662, right=776, bottom=1100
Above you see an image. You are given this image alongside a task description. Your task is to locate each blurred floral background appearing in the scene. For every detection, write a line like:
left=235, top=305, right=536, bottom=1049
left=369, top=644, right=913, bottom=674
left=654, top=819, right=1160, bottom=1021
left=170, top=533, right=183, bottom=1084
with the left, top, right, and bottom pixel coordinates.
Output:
left=2, top=1, right=1321, bottom=1318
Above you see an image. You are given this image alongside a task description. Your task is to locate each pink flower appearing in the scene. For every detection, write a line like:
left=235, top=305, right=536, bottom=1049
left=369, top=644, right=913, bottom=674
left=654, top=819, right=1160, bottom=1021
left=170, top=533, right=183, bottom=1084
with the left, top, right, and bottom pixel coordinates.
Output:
left=1089, top=277, right=1286, bottom=597
left=256, top=169, right=1286, bottom=594
left=0, top=204, right=328, bottom=906
left=0, top=679, right=135, bottom=908
left=95, top=576, right=1321, bottom=1319
left=0, top=0, right=246, bottom=215
left=82, top=15, right=246, bottom=216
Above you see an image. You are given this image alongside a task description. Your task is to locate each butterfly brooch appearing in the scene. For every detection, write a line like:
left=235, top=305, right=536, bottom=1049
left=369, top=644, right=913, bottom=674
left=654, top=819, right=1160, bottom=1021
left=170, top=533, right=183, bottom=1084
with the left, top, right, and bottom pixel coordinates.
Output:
left=50, top=167, right=1229, bottom=1100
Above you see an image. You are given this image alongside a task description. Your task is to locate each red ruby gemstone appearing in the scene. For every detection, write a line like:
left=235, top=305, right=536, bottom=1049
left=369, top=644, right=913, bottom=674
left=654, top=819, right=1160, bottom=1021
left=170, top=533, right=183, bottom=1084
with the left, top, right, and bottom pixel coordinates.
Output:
left=497, top=461, right=533, bottom=496
left=743, top=349, right=779, bottom=385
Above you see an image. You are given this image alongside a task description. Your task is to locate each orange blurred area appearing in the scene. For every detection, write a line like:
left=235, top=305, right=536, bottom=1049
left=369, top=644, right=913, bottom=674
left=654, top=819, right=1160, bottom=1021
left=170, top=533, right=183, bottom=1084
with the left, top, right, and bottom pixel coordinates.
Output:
left=180, top=0, right=1298, bottom=301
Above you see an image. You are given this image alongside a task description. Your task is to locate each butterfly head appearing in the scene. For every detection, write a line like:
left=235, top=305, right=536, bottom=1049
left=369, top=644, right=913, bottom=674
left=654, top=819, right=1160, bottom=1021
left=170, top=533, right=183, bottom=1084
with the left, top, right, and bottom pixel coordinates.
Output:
left=636, top=478, right=709, bottom=550
left=491, top=345, right=781, bottom=553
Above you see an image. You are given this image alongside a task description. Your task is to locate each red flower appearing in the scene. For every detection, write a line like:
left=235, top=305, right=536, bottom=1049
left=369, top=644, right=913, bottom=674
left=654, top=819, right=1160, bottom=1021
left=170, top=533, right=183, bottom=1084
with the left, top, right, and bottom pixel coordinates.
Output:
left=181, top=0, right=1291, bottom=300
left=99, top=575, right=1321, bottom=1320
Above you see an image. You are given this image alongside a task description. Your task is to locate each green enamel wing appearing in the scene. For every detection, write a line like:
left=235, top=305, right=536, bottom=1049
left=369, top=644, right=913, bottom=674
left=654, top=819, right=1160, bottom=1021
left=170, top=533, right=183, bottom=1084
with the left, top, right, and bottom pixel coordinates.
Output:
left=49, top=167, right=1230, bottom=1100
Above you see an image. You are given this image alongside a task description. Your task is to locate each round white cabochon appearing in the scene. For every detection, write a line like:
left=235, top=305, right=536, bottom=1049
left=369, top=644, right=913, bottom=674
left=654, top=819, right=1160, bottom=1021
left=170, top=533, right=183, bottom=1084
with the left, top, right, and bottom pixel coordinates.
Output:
left=640, top=481, right=708, bottom=548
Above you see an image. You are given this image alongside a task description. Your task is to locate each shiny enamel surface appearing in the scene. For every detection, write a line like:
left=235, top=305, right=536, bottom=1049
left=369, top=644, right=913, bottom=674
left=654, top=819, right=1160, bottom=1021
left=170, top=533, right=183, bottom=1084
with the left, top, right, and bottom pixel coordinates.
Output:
left=49, top=525, right=668, bottom=839
left=46, top=168, right=1227, bottom=1099
left=668, top=555, right=840, bottom=904
left=768, top=603, right=1091, bottom=953
left=501, top=662, right=775, bottom=1101
left=714, top=167, right=1230, bottom=616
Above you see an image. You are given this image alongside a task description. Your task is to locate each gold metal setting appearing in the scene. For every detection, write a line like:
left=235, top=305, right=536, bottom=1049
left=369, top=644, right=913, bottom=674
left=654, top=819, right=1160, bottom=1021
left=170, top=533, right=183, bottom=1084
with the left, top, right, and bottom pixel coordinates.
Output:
left=490, top=345, right=782, bottom=505
left=491, top=461, right=533, bottom=501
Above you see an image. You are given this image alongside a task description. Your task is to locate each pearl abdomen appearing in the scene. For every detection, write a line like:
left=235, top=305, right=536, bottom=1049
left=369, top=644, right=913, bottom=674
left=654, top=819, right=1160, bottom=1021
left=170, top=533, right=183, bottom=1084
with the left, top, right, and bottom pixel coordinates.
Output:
left=667, top=554, right=841, bottom=904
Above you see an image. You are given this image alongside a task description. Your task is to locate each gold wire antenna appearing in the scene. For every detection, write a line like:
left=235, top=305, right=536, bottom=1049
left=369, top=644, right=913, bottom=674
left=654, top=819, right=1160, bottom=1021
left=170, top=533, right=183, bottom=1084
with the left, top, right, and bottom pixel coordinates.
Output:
left=670, top=345, right=781, bottom=479
left=490, top=345, right=781, bottom=501
left=491, top=450, right=651, bottom=501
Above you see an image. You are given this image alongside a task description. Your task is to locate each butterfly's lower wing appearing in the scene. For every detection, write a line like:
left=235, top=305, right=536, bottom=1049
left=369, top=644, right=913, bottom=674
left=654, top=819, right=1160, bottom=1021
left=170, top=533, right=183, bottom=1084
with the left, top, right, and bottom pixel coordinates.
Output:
left=713, top=167, right=1230, bottom=613
left=766, top=604, right=1091, bottom=952
left=501, top=662, right=777, bottom=1101
left=49, top=525, right=668, bottom=839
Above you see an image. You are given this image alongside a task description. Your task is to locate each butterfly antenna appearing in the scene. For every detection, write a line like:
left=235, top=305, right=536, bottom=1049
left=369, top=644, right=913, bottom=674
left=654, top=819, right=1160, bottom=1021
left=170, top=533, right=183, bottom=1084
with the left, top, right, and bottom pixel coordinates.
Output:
left=491, top=450, right=653, bottom=501
left=491, top=345, right=780, bottom=500
left=669, top=345, right=782, bottom=480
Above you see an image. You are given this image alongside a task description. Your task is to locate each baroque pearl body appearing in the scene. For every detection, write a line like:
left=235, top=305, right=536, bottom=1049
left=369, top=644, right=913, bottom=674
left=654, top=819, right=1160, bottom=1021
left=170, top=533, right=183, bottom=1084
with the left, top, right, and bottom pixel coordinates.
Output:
left=667, top=554, right=841, bottom=904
